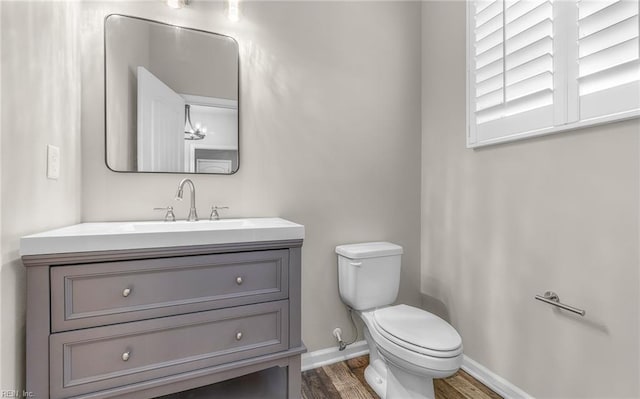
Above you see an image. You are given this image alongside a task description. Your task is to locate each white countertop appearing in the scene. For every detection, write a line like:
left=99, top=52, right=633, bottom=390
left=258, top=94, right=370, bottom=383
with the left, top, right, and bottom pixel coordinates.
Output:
left=20, top=218, right=305, bottom=256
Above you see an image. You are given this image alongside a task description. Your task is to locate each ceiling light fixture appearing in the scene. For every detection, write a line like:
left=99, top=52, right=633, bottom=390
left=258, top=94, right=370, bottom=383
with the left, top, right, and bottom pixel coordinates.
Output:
left=226, top=0, right=241, bottom=22
left=167, top=0, right=189, bottom=9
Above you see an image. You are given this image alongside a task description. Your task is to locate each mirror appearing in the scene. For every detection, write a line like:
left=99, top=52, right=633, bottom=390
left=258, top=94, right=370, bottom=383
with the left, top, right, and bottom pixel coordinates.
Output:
left=105, top=15, right=239, bottom=174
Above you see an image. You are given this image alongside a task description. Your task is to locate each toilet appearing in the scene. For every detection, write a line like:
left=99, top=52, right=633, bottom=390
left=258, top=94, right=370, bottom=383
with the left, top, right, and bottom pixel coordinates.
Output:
left=336, top=242, right=463, bottom=399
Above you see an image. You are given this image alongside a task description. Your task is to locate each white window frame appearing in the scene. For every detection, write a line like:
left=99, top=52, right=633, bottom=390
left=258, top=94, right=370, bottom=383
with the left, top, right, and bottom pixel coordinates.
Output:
left=467, top=0, right=640, bottom=148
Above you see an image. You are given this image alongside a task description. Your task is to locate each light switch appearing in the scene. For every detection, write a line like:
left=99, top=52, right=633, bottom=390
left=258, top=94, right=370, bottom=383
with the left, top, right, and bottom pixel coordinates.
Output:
left=47, top=145, right=60, bottom=180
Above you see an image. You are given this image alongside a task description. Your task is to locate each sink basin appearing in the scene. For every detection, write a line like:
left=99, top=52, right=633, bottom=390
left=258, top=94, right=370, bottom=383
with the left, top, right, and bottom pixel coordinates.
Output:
left=20, top=218, right=305, bottom=256
left=131, top=219, right=258, bottom=232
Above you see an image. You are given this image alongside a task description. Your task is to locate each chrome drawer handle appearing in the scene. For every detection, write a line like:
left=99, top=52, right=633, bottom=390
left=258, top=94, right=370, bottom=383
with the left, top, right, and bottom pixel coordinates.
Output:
left=122, top=288, right=132, bottom=297
left=236, top=332, right=243, bottom=341
left=235, top=277, right=243, bottom=285
left=122, top=351, right=131, bottom=361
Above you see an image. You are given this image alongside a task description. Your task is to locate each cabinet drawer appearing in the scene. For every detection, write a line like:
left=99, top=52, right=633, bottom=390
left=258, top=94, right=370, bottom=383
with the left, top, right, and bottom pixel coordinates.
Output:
left=51, top=250, right=289, bottom=332
left=50, top=300, right=288, bottom=399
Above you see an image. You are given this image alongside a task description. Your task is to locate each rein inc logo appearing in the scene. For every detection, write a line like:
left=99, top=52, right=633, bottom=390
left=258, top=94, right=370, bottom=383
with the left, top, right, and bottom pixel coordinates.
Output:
left=0, top=391, right=33, bottom=398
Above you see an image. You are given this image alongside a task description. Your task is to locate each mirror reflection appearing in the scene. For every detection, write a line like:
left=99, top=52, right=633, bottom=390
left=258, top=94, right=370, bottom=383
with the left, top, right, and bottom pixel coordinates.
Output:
left=105, top=15, right=239, bottom=174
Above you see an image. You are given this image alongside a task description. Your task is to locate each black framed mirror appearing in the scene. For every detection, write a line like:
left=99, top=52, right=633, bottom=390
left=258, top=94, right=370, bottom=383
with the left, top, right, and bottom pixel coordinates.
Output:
left=105, top=15, right=239, bottom=174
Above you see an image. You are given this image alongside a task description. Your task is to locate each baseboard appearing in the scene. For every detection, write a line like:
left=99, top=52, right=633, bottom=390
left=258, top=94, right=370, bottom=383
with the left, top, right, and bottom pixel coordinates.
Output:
left=301, top=343, right=533, bottom=398
left=301, top=340, right=369, bottom=372
left=462, top=355, right=534, bottom=399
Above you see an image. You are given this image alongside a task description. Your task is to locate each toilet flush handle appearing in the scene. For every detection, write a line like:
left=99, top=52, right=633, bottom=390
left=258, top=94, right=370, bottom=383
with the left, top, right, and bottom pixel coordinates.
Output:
left=350, top=261, right=362, bottom=267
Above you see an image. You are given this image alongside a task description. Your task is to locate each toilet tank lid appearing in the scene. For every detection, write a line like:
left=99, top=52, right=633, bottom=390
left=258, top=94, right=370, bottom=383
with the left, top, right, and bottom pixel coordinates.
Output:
left=335, top=242, right=403, bottom=259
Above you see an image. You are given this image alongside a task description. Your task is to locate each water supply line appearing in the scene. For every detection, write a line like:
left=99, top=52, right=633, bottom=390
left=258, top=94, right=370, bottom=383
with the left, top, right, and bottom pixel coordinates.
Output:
left=334, top=306, right=359, bottom=351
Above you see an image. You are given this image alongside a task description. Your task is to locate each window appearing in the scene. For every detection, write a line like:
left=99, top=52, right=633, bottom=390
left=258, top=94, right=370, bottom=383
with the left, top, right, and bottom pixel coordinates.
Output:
left=467, top=0, right=640, bottom=148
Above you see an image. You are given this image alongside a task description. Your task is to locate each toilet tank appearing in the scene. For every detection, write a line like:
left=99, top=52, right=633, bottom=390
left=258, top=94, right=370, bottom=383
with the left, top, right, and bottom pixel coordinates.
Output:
left=335, top=242, right=403, bottom=310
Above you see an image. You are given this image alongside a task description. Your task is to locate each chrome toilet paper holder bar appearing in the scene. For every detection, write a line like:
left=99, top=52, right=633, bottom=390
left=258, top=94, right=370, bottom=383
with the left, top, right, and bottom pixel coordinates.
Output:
left=534, top=291, right=586, bottom=316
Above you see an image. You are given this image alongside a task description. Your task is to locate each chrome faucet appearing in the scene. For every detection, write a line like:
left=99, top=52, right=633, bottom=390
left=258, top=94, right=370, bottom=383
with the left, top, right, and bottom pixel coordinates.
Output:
left=175, top=178, right=198, bottom=221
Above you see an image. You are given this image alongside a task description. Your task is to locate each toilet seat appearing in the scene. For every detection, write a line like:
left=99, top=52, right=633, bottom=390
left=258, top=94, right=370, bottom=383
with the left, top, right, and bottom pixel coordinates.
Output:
left=372, top=305, right=463, bottom=358
left=359, top=307, right=463, bottom=378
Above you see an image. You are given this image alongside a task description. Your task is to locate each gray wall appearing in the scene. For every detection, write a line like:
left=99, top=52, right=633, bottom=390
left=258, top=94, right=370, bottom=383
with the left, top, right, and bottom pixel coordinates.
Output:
left=81, top=1, right=423, bottom=353
left=421, top=2, right=640, bottom=398
left=0, top=1, right=82, bottom=391
left=0, top=2, right=3, bottom=389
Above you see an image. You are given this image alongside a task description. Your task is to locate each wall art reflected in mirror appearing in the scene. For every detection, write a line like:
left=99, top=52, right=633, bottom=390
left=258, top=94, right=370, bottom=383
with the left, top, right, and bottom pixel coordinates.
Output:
left=105, top=15, right=239, bottom=174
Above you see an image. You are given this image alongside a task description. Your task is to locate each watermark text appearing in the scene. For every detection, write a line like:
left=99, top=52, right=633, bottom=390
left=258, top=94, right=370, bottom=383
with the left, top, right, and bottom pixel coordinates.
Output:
left=0, top=390, right=34, bottom=398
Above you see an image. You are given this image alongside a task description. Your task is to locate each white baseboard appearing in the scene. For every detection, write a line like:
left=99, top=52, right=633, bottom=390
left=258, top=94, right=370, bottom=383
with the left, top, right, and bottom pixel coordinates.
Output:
left=301, top=340, right=369, bottom=372
left=462, top=355, right=534, bottom=399
left=301, top=343, right=533, bottom=399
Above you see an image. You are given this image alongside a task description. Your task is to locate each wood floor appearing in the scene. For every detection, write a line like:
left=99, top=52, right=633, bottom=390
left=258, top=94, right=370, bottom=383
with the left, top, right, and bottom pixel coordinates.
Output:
left=302, top=356, right=502, bottom=399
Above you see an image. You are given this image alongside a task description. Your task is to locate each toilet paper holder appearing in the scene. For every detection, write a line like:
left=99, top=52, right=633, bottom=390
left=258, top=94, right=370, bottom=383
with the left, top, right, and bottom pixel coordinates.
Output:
left=534, top=291, right=586, bottom=316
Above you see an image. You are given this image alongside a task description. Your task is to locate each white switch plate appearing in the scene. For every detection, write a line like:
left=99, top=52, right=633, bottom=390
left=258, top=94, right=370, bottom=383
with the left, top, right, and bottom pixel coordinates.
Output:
left=47, top=145, right=60, bottom=179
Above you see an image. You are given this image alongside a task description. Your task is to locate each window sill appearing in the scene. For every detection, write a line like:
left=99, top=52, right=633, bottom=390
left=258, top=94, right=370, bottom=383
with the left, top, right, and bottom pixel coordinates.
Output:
left=467, top=109, right=640, bottom=149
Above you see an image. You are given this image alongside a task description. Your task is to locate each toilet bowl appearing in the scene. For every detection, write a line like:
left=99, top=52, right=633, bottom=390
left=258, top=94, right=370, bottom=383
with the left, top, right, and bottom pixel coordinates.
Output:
left=336, top=242, right=463, bottom=399
left=358, top=305, right=463, bottom=399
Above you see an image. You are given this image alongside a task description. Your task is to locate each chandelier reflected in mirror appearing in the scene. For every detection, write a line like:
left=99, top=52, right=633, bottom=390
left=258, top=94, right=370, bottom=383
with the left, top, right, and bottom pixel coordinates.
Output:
left=184, top=104, right=206, bottom=141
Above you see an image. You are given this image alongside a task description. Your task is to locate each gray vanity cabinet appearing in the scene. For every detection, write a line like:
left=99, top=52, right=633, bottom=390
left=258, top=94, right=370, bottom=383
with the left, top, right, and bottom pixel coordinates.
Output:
left=23, top=240, right=304, bottom=399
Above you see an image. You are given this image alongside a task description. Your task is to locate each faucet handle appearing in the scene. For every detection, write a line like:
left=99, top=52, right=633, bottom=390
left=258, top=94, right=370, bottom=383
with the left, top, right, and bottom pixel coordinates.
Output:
left=210, top=206, right=229, bottom=221
left=153, top=206, right=176, bottom=222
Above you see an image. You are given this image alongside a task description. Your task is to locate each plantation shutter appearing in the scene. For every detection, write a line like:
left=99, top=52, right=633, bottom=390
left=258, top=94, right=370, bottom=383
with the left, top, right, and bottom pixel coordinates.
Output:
left=468, top=0, right=640, bottom=147
left=470, top=0, right=556, bottom=145
left=577, top=0, right=640, bottom=120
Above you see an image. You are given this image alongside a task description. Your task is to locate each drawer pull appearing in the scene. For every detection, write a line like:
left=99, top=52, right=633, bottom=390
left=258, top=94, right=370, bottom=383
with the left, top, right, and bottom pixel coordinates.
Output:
left=235, top=277, right=243, bottom=285
left=122, top=351, right=131, bottom=361
left=122, top=288, right=132, bottom=297
left=236, top=332, right=243, bottom=341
